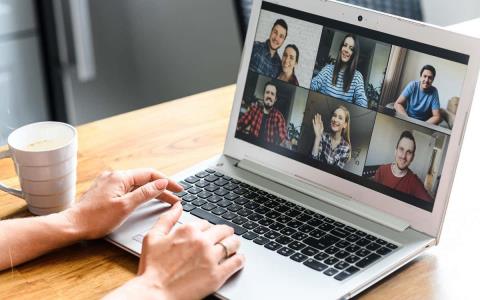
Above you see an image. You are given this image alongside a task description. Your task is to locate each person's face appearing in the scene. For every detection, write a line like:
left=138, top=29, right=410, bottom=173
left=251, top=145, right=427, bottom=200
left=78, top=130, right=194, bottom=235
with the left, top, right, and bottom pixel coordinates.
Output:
left=268, top=25, right=287, bottom=51
left=330, top=108, right=348, bottom=133
left=281, top=47, right=297, bottom=73
left=263, top=84, right=277, bottom=108
left=420, top=69, right=434, bottom=90
left=395, top=137, right=415, bottom=170
left=340, top=37, right=355, bottom=64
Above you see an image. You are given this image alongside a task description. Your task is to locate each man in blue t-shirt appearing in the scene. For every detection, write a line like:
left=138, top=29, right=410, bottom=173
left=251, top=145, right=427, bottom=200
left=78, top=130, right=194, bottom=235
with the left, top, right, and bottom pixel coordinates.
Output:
left=394, top=65, right=442, bottom=125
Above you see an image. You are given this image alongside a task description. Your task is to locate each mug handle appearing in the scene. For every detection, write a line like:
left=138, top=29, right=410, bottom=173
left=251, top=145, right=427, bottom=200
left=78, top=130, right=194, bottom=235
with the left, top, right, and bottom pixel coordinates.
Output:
left=0, top=149, right=24, bottom=198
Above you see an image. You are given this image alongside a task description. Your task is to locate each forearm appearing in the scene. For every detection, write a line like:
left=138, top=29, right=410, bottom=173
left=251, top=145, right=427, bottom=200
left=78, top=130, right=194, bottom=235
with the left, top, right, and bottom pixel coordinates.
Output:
left=0, top=212, right=82, bottom=271
left=426, top=115, right=442, bottom=125
left=312, top=136, right=322, bottom=157
left=394, top=102, right=407, bottom=115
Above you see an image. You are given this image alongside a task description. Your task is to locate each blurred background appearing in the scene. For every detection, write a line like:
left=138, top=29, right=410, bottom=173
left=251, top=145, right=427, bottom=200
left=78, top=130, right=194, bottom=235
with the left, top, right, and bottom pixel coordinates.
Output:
left=1, top=0, right=479, bottom=144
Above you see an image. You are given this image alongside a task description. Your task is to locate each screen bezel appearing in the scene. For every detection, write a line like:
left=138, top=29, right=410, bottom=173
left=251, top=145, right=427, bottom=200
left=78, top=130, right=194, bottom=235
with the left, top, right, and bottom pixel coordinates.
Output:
left=224, top=0, right=480, bottom=238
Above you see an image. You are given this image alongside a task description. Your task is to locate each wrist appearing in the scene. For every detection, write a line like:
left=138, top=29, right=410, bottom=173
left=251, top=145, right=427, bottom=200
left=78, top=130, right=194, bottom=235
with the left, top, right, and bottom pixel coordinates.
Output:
left=59, top=207, right=89, bottom=241
left=105, top=275, right=169, bottom=300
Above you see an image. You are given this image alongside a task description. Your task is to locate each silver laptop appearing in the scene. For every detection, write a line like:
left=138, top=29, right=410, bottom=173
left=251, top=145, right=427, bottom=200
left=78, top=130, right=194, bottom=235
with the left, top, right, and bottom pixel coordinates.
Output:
left=107, top=0, right=480, bottom=298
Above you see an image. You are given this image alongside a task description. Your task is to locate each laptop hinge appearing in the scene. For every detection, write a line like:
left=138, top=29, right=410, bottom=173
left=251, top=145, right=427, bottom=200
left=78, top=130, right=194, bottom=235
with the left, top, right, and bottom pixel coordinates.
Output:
left=237, top=158, right=410, bottom=232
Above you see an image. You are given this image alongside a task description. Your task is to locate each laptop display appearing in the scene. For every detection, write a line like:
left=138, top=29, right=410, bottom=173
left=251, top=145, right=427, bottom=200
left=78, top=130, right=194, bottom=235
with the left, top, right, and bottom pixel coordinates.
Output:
left=235, top=2, right=469, bottom=212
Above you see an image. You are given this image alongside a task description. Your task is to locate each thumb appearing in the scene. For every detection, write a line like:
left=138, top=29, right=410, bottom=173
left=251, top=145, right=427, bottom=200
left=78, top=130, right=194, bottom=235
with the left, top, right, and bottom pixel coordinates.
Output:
left=126, top=178, right=169, bottom=207
left=151, top=201, right=183, bottom=235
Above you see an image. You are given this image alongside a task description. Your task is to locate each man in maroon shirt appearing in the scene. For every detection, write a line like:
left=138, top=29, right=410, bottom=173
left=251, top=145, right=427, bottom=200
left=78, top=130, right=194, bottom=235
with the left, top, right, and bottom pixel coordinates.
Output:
left=236, top=81, right=288, bottom=145
left=374, top=130, right=433, bottom=202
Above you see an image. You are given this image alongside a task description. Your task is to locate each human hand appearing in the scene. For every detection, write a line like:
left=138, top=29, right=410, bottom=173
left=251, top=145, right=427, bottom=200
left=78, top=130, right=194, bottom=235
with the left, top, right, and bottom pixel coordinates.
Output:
left=108, top=202, right=245, bottom=300
left=63, top=168, right=183, bottom=240
left=312, top=113, right=324, bottom=137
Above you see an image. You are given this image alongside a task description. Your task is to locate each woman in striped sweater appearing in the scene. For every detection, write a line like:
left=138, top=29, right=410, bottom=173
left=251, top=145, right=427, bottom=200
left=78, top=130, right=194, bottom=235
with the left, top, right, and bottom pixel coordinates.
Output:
left=310, top=34, right=368, bottom=108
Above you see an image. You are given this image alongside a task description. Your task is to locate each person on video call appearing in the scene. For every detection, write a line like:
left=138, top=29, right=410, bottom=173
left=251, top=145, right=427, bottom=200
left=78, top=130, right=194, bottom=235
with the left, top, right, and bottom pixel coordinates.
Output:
left=0, top=168, right=244, bottom=299
left=373, top=131, right=433, bottom=202
left=237, top=81, right=288, bottom=146
left=277, top=44, right=300, bottom=86
left=310, top=34, right=368, bottom=108
left=250, top=19, right=288, bottom=78
left=394, top=65, right=442, bottom=125
left=311, top=105, right=352, bottom=169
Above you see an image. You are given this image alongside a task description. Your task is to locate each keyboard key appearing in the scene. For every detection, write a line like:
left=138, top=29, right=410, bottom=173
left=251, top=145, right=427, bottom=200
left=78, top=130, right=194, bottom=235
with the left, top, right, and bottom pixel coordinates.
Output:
left=204, top=175, right=218, bottom=182
left=333, top=221, right=345, bottom=228
left=330, top=228, right=348, bottom=238
left=214, top=189, right=229, bottom=196
left=222, top=212, right=237, bottom=220
left=296, top=214, right=313, bottom=222
left=213, top=172, right=224, bottom=177
left=335, top=240, right=350, bottom=248
left=232, top=217, right=248, bottom=225
left=288, top=241, right=306, bottom=251
left=233, top=188, right=248, bottom=195
left=318, top=223, right=334, bottom=231
left=206, top=195, right=222, bottom=203
left=356, top=230, right=367, bottom=237
left=254, top=206, right=269, bottom=214
left=204, top=184, right=219, bottom=192
left=247, top=213, right=263, bottom=222
left=269, top=222, right=285, bottom=231
left=344, top=226, right=357, bottom=233
left=290, top=253, right=308, bottom=262
left=314, top=252, right=329, bottom=261
left=303, top=235, right=340, bottom=250
left=376, top=238, right=387, bottom=245
left=355, top=248, right=371, bottom=257
left=205, top=168, right=216, bottom=173
left=346, top=234, right=361, bottom=243
left=185, top=176, right=200, bottom=183
left=179, top=181, right=192, bottom=190
left=190, top=208, right=246, bottom=235
left=324, top=257, right=339, bottom=265
left=253, top=237, right=269, bottom=245
left=258, top=218, right=274, bottom=227
left=244, top=202, right=260, bottom=210
left=291, top=232, right=308, bottom=241
left=307, top=218, right=323, bottom=226
left=182, top=203, right=196, bottom=212
left=265, top=211, right=281, bottom=219
left=365, top=234, right=377, bottom=241
left=323, top=268, right=338, bottom=276
left=287, top=220, right=303, bottom=228
left=227, top=203, right=242, bottom=212
left=356, top=253, right=381, bottom=268
left=356, top=238, right=371, bottom=247
left=275, top=205, right=290, bottom=213
left=201, top=203, right=216, bottom=211
left=238, top=209, right=253, bottom=217
left=195, top=181, right=210, bottom=188
left=298, top=224, right=314, bottom=234
left=264, top=231, right=281, bottom=240
left=285, top=209, right=301, bottom=218
left=211, top=207, right=227, bottom=215
left=334, top=261, right=350, bottom=270
left=334, top=266, right=360, bottom=281
left=276, top=215, right=292, bottom=224
left=386, top=243, right=398, bottom=250
left=345, top=255, right=360, bottom=263
left=224, top=193, right=239, bottom=201
left=182, top=194, right=197, bottom=202
left=277, top=247, right=295, bottom=257
left=275, top=235, right=293, bottom=245
left=334, top=250, right=349, bottom=259
left=242, top=232, right=258, bottom=240
left=175, top=191, right=187, bottom=197
left=377, top=247, right=392, bottom=255
left=310, top=229, right=325, bottom=239
left=253, top=226, right=269, bottom=235
left=301, top=246, right=319, bottom=256
left=187, top=187, right=203, bottom=194
left=191, top=199, right=207, bottom=206
left=325, top=246, right=340, bottom=255
left=234, top=197, right=249, bottom=205
left=265, top=241, right=282, bottom=251
left=242, top=221, right=258, bottom=230
left=303, top=259, right=328, bottom=272
left=217, top=199, right=232, bottom=208
left=366, top=243, right=381, bottom=251
left=197, top=191, right=213, bottom=199
left=214, top=179, right=229, bottom=186
left=323, top=217, right=334, bottom=223
left=345, top=244, right=361, bottom=253
left=223, top=183, right=237, bottom=191
left=280, top=227, right=296, bottom=236
left=195, top=171, right=210, bottom=178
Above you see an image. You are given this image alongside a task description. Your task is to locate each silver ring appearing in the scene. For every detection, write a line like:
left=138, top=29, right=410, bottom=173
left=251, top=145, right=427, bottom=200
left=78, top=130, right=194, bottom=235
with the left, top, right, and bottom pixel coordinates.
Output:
left=217, top=241, right=229, bottom=259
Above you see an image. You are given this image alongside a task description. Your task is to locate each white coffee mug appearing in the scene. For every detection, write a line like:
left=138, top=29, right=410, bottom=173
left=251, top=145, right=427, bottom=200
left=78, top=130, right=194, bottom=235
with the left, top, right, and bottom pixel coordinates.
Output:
left=0, top=121, right=78, bottom=215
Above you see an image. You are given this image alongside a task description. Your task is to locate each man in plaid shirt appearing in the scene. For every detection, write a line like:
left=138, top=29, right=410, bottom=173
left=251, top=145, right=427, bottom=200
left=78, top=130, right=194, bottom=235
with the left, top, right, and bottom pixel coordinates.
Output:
left=237, top=81, right=288, bottom=145
left=249, top=19, right=288, bottom=78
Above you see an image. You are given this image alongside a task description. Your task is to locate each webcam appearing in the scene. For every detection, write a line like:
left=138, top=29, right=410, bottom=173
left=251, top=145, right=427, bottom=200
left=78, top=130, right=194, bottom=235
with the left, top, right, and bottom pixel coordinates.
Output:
left=357, top=15, right=363, bottom=22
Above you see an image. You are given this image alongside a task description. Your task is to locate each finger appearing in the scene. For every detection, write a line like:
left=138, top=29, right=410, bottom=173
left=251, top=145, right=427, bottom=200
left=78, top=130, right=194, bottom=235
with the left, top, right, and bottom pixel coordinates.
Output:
left=204, top=224, right=234, bottom=244
left=217, top=254, right=245, bottom=282
left=150, top=201, right=183, bottom=235
left=126, top=178, right=169, bottom=207
left=155, top=190, right=181, bottom=205
left=213, top=235, right=240, bottom=260
left=123, top=168, right=183, bottom=193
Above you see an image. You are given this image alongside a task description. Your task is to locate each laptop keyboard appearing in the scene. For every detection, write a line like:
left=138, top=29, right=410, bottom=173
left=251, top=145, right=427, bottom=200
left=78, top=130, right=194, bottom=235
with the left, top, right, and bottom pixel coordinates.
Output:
left=175, top=169, right=399, bottom=281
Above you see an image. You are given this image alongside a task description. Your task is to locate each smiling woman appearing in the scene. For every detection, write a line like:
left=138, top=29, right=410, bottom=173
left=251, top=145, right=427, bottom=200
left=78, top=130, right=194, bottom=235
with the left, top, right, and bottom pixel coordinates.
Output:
left=277, top=44, right=300, bottom=86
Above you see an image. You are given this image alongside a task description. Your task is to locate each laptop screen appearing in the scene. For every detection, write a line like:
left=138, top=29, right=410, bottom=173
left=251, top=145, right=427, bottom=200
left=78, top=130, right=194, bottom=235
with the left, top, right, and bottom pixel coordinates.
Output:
left=234, top=2, right=469, bottom=212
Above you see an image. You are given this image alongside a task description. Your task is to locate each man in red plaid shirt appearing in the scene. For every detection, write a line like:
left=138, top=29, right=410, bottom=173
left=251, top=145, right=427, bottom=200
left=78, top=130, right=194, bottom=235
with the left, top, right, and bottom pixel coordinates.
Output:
left=237, top=81, right=288, bottom=145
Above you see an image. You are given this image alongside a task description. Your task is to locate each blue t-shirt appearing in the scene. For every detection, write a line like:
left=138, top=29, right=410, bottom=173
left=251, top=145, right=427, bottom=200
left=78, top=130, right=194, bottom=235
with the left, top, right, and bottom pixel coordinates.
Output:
left=401, top=80, right=440, bottom=121
left=310, top=64, right=368, bottom=108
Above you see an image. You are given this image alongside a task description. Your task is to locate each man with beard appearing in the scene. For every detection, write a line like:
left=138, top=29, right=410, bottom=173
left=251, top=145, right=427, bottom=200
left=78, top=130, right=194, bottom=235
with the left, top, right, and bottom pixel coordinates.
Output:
left=236, top=81, right=288, bottom=145
left=394, top=65, right=442, bottom=125
left=373, top=130, right=433, bottom=202
left=249, top=19, right=288, bottom=78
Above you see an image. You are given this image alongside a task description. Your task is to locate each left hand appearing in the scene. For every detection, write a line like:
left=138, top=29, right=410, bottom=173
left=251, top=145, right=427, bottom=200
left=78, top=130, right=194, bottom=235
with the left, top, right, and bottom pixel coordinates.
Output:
left=63, top=168, right=183, bottom=240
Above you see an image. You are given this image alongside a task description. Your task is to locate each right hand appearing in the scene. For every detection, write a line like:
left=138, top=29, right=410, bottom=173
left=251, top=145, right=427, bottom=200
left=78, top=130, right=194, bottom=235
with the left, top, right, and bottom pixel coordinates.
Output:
left=312, top=113, right=324, bottom=137
left=136, top=202, right=245, bottom=300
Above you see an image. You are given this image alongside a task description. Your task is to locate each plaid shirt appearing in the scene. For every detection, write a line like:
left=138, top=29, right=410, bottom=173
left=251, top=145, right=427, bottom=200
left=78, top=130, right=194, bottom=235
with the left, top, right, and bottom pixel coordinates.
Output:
left=237, top=103, right=287, bottom=144
left=313, top=132, right=351, bottom=169
left=249, top=40, right=282, bottom=78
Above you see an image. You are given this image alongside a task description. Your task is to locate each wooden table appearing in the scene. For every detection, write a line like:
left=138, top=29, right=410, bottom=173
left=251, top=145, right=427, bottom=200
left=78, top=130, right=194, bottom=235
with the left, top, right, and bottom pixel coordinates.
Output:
left=1, top=20, right=480, bottom=300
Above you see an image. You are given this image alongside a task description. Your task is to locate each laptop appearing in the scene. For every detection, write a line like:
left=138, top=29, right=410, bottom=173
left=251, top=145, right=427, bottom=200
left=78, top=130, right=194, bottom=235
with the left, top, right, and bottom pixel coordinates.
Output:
left=107, top=0, right=480, bottom=298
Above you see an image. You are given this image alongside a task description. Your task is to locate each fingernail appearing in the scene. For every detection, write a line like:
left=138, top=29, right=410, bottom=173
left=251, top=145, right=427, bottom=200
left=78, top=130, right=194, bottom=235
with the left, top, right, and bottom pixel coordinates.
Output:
left=155, top=178, right=168, bottom=190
